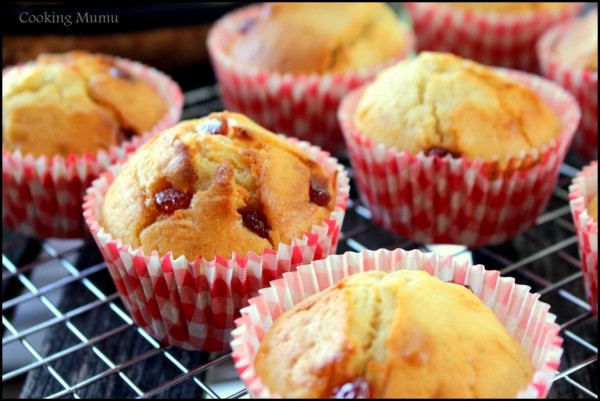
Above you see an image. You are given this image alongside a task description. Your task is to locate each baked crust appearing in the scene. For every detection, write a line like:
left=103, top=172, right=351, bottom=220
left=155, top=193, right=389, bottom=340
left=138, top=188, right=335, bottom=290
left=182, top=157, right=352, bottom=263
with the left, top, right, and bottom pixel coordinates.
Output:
left=100, top=111, right=336, bottom=261
left=228, top=2, right=407, bottom=75
left=2, top=51, right=167, bottom=157
left=555, top=10, right=598, bottom=71
left=354, top=52, right=560, bottom=165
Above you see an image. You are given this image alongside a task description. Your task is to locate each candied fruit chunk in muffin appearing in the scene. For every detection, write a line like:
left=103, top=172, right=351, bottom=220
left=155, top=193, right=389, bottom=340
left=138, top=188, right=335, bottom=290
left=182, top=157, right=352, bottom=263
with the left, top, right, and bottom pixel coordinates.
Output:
left=100, top=111, right=336, bottom=261
left=2, top=50, right=168, bottom=157
left=228, top=2, right=408, bottom=75
left=255, top=270, right=534, bottom=398
left=354, top=52, right=560, bottom=166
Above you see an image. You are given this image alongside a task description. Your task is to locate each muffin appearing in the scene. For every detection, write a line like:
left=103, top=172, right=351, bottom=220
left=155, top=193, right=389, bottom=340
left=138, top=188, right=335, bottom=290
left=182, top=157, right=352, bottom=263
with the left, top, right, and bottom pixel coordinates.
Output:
left=354, top=52, right=560, bottom=167
left=552, top=10, right=598, bottom=71
left=2, top=50, right=182, bottom=238
left=255, top=269, right=534, bottom=398
left=228, top=3, right=407, bottom=75
left=405, top=2, right=582, bottom=72
left=100, top=111, right=336, bottom=261
left=84, top=111, right=350, bottom=350
left=231, top=249, right=564, bottom=398
left=569, top=161, right=598, bottom=316
left=207, top=2, right=414, bottom=154
left=3, top=51, right=168, bottom=157
left=339, top=52, right=580, bottom=247
left=538, top=10, right=598, bottom=160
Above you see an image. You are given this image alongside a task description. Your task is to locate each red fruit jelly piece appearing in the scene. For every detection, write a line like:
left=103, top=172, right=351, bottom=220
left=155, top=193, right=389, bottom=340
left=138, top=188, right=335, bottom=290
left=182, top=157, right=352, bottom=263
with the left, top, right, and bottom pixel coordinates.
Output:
left=309, top=175, right=331, bottom=207
left=424, top=147, right=461, bottom=158
left=154, top=188, right=192, bottom=214
left=240, top=210, right=270, bottom=239
left=332, top=379, right=371, bottom=399
left=198, top=117, right=228, bottom=136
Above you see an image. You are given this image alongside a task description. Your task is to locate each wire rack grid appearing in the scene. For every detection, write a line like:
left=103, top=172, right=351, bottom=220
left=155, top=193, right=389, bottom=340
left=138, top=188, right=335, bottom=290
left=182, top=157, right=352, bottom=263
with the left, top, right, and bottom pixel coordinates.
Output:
left=2, top=85, right=598, bottom=399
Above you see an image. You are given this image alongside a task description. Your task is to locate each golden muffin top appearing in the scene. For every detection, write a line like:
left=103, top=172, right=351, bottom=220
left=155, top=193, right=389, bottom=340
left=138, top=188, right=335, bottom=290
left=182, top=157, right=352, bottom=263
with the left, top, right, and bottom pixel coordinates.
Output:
left=227, top=2, right=408, bottom=75
left=100, top=111, right=336, bottom=261
left=256, top=270, right=534, bottom=398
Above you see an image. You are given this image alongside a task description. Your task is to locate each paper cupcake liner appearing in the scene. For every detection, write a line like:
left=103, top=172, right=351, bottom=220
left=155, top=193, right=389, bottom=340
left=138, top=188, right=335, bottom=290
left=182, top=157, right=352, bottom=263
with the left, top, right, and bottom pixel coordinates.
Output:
left=405, top=2, right=582, bottom=72
left=537, top=20, right=598, bottom=161
left=569, top=161, right=598, bottom=316
left=231, top=248, right=563, bottom=398
left=2, top=57, right=184, bottom=239
left=207, top=4, right=415, bottom=156
left=338, top=69, right=580, bottom=248
left=83, top=137, right=350, bottom=351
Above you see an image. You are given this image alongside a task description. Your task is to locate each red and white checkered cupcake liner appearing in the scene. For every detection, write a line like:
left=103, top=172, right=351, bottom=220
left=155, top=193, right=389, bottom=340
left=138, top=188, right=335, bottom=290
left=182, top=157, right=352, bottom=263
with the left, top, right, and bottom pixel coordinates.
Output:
left=83, top=137, right=350, bottom=351
left=405, top=2, right=582, bottom=72
left=537, top=19, right=598, bottom=161
left=207, top=3, right=415, bottom=156
left=231, top=248, right=563, bottom=398
left=2, top=57, right=183, bottom=239
left=339, top=69, right=580, bottom=248
left=569, top=161, right=598, bottom=316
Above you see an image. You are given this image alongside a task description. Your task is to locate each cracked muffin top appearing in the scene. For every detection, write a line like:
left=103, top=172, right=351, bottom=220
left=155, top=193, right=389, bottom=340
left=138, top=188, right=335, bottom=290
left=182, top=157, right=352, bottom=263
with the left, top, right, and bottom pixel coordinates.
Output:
left=2, top=51, right=167, bottom=157
left=354, top=52, right=560, bottom=163
left=442, top=2, right=572, bottom=13
left=227, top=2, right=408, bottom=75
left=554, top=10, right=598, bottom=71
left=255, top=269, right=534, bottom=398
left=100, top=111, right=336, bottom=261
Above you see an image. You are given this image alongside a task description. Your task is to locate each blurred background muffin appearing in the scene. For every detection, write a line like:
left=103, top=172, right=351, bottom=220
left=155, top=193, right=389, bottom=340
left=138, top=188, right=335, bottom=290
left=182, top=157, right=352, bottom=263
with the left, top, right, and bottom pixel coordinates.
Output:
left=3, top=51, right=167, bottom=157
left=227, top=2, right=408, bottom=75
left=569, top=161, right=598, bottom=316
left=538, top=9, right=597, bottom=161
left=2, top=50, right=183, bottom=238
left=405, top=2, right=582, bottom=72
left=554, top=10, right=598, bottom=71
left=208, top=2, right=414, bottom=155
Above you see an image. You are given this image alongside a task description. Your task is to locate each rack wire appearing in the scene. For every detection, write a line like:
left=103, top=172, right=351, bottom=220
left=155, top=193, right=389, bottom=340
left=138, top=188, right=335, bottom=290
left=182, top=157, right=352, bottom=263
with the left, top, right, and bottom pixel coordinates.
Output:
left=2, top=85, right=597, bottom=399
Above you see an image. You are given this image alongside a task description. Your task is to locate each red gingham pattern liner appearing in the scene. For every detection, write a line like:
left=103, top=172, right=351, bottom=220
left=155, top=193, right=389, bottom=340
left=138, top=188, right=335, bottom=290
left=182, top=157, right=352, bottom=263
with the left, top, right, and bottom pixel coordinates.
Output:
left=405, top=2, right=582, bottom=72
left=207, top=4, right=415, bottom=155
left=83, top=137, right=350, bottom=351
left=569, top=161, right=598, bottom=316
left=2, top=57, right=184, bottom=239
left=537, top=18, right=598, bottom=160
left=231, top=249, right=564, bottom=398
left=338, top=69, right=580, bottom=248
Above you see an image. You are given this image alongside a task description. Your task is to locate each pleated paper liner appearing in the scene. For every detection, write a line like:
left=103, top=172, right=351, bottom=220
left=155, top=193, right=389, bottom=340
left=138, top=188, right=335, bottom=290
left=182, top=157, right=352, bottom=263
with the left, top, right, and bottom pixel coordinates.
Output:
left=405, top=2, right=582, bottom=72
left=2, top=56, right=184, bottom=238
left=207, top=3, right=415, bottom=155
left=569, top=161, right=598, bottom=316
left=83, top=137, right=350, bottom=351
left=537, top=18, right=598, bottom=161
left=231, top=248, right=563, bottom=398
left=338, top=68, right=580, bottom=248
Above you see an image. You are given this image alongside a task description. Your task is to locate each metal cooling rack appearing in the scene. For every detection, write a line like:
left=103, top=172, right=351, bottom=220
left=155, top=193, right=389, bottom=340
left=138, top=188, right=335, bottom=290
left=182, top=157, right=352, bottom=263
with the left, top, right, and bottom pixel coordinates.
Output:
left=2, top=85, right=598, bottom=399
